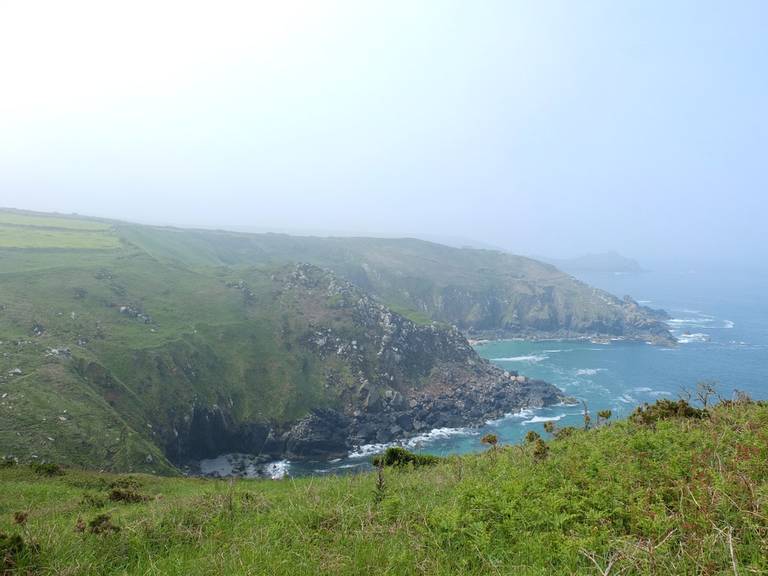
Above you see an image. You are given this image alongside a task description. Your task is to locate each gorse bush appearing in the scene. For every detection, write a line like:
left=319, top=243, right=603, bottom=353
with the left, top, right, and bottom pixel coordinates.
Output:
left=0, top=531, right=38, bottom=573
left=108, top=488, right=149, bottom=504
left=480, top=433, right=498, bottom=447
left=30, top=462, right=64, bottom=477
left=371, top=447, right=439, bottom=468
left=524, top=430, right=541, bottom=443
left=553, top=426, right=576, bottom=440
left=630, top=398, right=707, bottom=425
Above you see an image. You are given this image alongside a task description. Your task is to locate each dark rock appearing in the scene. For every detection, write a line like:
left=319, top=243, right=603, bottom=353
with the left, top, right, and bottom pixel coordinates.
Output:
left=283, top=409, right=351, bottom=459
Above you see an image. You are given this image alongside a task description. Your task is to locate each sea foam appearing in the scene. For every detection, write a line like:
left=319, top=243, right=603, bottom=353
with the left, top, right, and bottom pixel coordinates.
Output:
left=490, top=354, right=548, bottom=363
left=575, top=368, right=605, bottom=376
left=677, top=333, right=709, bottom=344
left=522, top=414, right=566, bottom=425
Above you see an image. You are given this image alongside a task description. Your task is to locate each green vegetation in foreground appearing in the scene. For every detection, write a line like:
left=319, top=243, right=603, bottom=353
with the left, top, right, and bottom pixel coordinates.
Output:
left=2, top=400, right=767, bottom=575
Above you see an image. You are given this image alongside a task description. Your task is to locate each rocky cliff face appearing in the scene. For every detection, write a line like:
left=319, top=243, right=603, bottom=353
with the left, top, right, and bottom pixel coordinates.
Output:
left=157, top=265, right=567, bottom=462
left=212, top=265, right=567, bottom=459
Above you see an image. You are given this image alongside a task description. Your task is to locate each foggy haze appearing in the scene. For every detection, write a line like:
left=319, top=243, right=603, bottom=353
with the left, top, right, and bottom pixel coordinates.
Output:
left=1, top=1, right=766, bottom=266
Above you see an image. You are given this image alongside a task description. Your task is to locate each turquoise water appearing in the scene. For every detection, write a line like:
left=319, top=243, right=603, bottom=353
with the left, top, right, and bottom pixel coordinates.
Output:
left=241, top=267, right=768, bottom=477
left=444, top=267, right=768, bottom=454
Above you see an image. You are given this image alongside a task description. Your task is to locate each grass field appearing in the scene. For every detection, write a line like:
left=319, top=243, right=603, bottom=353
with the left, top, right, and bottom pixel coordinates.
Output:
left=0, top=212, right=110, bottom=231
left=0, top=212, right=119, bottom=249
left=0, top=225, right=121, bottom=249
left=1, top=400, right=766, bottom=575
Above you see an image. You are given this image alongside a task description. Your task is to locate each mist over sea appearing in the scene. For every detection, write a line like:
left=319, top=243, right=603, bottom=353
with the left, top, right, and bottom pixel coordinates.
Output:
left=204, top=265, right=768, bottom=478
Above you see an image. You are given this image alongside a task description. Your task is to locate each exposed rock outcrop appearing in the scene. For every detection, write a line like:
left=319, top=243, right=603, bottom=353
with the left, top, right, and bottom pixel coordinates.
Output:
left=175, top=265, right=566, bottom=461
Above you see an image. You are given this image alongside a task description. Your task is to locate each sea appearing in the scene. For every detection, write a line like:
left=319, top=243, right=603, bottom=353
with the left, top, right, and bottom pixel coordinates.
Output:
left=200, top=265, right=768, bottom=479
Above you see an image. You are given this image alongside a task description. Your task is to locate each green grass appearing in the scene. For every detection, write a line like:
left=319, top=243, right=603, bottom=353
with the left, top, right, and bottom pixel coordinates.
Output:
left=1, top=401, right=766, bottom=575
left=0, top=225, right=120, bottom=250
left=0, top=212, right=110, bottom=231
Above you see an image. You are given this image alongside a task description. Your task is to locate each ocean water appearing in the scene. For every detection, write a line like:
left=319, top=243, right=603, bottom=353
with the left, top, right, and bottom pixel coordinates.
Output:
left=206, top=266, right=768, bottom=478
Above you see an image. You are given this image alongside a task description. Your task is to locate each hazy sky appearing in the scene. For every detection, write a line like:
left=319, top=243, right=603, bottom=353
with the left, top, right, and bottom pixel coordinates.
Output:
left=1, top=1, right=765, bottom=263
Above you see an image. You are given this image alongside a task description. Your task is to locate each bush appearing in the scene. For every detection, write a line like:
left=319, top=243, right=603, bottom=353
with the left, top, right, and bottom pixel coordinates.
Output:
left=0, top=457, right=17, bottom=468
left=109, top=488, right=149, bottom=503
left=553, top=426, right=576, bottom=441
left=372, top=447, right=439, bottom=468
left=532, top=438, right=549, bottom=460
left=109, top=477, right=143, bottom=491
left=30, top=462, right=64, bottom=476
left=631, top=399, right=707, bottom=425
left=524, top=430, right=541, bottom=443
left=480, top=433, right=498, bottom=447
left=1, top=531, right=38, bottom=572
left=87, top=514, right=120, bottom=535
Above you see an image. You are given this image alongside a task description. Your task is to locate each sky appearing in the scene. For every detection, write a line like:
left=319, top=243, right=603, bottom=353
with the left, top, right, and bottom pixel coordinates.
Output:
left=0, top=0, right=766, bottom=265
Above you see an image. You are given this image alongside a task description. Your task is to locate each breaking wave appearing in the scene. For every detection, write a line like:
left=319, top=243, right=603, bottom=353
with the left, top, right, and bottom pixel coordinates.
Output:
left=677, top=333, right=710, bottom=344
left=491, top=354, right=548, bottom=363
left=575, top=368, right=606, bottom=376
left=523, top=414, right=566, bottom=425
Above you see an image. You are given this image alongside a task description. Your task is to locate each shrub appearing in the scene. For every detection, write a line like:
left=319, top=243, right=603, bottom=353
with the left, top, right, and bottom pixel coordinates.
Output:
left=30, top=462, right=64, bottom=477
left=524, top=431, right=541, bottom=443
left=532, top=438, right=549, bottom=461
left=553, top=426, right=576, bottom=441
left=372, top=447, right=439, bottom=468
left=1, top=531, right=38, bottom=572
left=109, top=488, right=149, bottom=504
left=12, top=512, right=28, bottom=526
left=0, top=457, right=17, bottom=468
left=80, top=493, right=107, bottom=508
left=631, top=399, right=707, bottom=425
left=109, top=477, right=143, bottom=491
left=480, top=433, right=498, bottom=448
left=88, top=514, right=120, bottom=535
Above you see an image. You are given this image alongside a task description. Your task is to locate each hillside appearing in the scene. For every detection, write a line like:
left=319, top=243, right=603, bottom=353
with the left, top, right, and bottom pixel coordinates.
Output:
left=0, top=210, right=564, bottom=472
left=1, top=399, right=766, bottom=575
left=116, top=223, right=674, bottom=343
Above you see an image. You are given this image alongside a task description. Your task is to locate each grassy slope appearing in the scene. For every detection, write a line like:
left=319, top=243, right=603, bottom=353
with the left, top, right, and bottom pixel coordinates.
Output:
left=117, top=224, right=658, bottom=337
left=1, top=401, right=766, bottom=575
left=0, top=209, right=670, bottom=474
left=0, top=214, right=341, bottom=472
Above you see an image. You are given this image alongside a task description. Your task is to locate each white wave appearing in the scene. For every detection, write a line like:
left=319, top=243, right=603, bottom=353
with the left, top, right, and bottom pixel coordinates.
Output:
left=618, top=394, right=637, bottom=404
left=575, top=368, right=605, bottom=376
left=265, top=460, right=290, bottom=480
left=486, top=408, right=537, bottom=425
left=649, top=390, right=672, bottom=397
left=348, top=426, right=477, bottom=458
left=404, top=426, right=478, bottom=448
left=631, top=387, right=653, bottom=393
left=554, top=400, right=581, bottom=407
left=668, top=317, right=714, bottom=325
left=490, top=354, right=548, bottom=363
left=523, top=414, right=566, bottom=425
left=723, top=320, right=735, bottom=329
left=348, top=443, right=392, bottom=459
left=677, top=333, right=710, bottom=344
